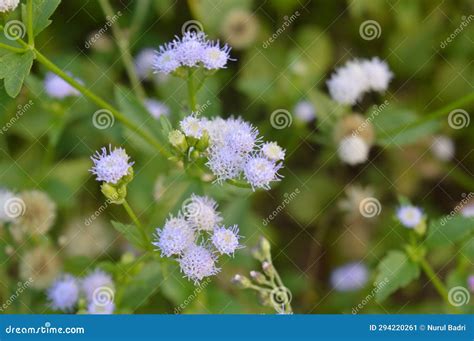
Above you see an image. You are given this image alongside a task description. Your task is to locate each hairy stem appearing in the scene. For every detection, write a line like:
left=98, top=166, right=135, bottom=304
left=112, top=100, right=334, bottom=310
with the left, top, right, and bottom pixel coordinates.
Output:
left=187, top=68, right=197, bottom=111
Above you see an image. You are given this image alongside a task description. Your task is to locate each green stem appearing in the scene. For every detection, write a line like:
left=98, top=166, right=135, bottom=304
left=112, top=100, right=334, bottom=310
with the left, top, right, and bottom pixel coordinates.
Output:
left=32, top=47, right=171, bottom=158
left=0, top=42, right=27, bottom=53
left=26, top=0, right=34, bottom=47
left=386, top=91, right=474, bottom=136
left=187, top=68, right=197, bottom=111
left=227, top=179, right=252, bottom=189
left=129, top=0, right=150, bottom=38
left=98, top=0, right=146, bottom=100
left=122, top=199, right=151, bottom=249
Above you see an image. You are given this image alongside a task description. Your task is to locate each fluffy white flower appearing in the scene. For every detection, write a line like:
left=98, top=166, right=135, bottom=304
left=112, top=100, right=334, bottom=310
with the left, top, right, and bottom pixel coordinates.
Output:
left=261, top=142, right=285, bottom=161
left=0, top=0, right=19, bottom=12
left=431, top=135, right=454, bottom=162
left=201, top=41, right=232, bottom=70
left=360, top=57, right=393, bottom=92
left=211, top=225, right=242, bottom=256
left=47, top=274, right=80, bottom=312
left=0, top=188, right=15, bottom=223
left=183, top=194, right=222, bottom=231
left=153, top=215, right=195, bottom=256
left=327, top=60, right=368, bottom=105
left=397, top=205, right=423, bottom=228
left=243, top=156, right=282, bottom=190
left=337, top=136, right=369, bottom=165
left=294, top=100, right=316, bottom=122
left=180, top=114, right=206, bottom=138
left=178, top=245, right=220, bottom=284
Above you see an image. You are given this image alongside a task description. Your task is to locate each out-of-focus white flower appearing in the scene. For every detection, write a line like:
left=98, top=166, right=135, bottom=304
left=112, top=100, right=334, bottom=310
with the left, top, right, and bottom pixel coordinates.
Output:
left=144, top=99, right=170, bottom=119
left=397, top=205, right=423, bottom=228
left=44, top=72, right=81, bottom=99
left=337, top=136, right=369, bottom=165
left=431, top=135, right=455, bottom=162
left=0, top=0, right=19, bottom=13
left=360, top=57, right=393, bottom=92
left=294, top=100, right=316, bottom=122
left=47, top=274, right=80, bottom=312
left=327, top=60, right=368, bottom=105
left=330, top=262, right=368, bottom=292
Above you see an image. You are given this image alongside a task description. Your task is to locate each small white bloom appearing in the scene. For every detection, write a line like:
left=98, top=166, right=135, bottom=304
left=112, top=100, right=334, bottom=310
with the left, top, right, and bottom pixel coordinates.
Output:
left=201, top=41, right=232, bottom=70
left=461, top=204, right=474, bottom=218
left=360, top=57, right=393, bottom=92
left=211, top=225, right=242, bottom=256
left=294, top=100, right=316, bottom=122
left=327, top=60, right=368, bottom=105
left=153, top=215, right=195, bottom=256
left=0, top=0, right=19, bottom=12
left=144, top=99, right=170, bottom=119
left=178, top=244, right=220, bottom=284
left=153, top=43, right=180, bottom=74
left=397, top=205, right=423, bottom=228
left=44, top=72, right=80, bottom=99
left=261, top=142, right=285, bottom=161
left=338, top=136, right=369, bottom=165
left=431, top=135, right=454, bottom=162
left=180, top=114, right=205, bottom=138
left=183, top=194, right=222, bottom=231
left=0, top=188, right=15, bottom=223
left=243, top=156, right=282, bottom=191
left=135, top=48, right=157, bottom=80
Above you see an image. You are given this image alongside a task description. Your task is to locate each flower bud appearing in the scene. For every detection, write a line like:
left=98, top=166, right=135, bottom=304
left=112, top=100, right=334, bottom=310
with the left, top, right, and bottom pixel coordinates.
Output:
left=121, top=167, right=134, bottom=184
left=251, top=236, right=271, bottom=262
left=231, top=274, right=251, bottom=289
left=257, top=290, right=271, bottom=306
left=101, top=183, right=125, bottom=204
left=168, top=130, right=188, bottom=153
left=195, top=131, right=209, bottom=152
left=262, top=261, right=275, bottom=278
left=250, top=271, right=267, bottom=285
left=414, top=219, right=427, bottom=236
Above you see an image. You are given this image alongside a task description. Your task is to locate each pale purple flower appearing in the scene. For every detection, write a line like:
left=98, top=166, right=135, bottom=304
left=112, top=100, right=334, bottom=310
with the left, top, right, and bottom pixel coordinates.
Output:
left=397, top=205, right=423, bottom=228
left=206, top=145, right=246, bottom=183
left=81, top=269, right=114, bottom=302
left=153, top=43, right=180, bottom=74
left=174, top=31, right=207, bottom=67
left=44, top=72, right=80, bottom=99
left=145, top=99, right=170, bottom=119
left=90, top=145, right=134, bottom=184
left=468, top=275, right=474, bottom=292
left=201, top=40, right=232, bottom=70
left=294, top=100, right=316, bottom=122
left=153, top=215, right=195, bottom=256
left=135, top=48, right=157, bottom=80
left=179, top=244, right=220, bottom=284
left=330, top=262, right=368, bottom=292
left=211, top=225, right=242, bottom=256
left=87, top=301, right=115, bottom=315
left=183, top=194, right=222, bottom=231
left=47, top=274, right=80, bottom=312
left=243, top=155, right=282, bottom=190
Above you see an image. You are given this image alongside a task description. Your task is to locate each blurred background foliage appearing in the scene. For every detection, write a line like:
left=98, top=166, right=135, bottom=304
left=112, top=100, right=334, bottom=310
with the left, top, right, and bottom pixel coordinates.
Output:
left=0, top=0, right=473, bottom=314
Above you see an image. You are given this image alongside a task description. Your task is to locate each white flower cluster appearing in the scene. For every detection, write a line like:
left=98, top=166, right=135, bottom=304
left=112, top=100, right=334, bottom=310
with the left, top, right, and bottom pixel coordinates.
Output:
left=153, top=194, right=242, bottom=284
left=327, top=57, right=393, bottom=105
left=0, top=0, right=19, bottom=13
left=177, top=115, right=285, bottom=190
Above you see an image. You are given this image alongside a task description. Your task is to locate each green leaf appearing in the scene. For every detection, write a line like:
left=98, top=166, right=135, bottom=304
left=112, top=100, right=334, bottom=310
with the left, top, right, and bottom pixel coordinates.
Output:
left=120, top=262, right=162, bottom=310
left=425, top=216, right=474, bottom=248
left=375, top=250, right=420, bottom=303
left=22, top=0, right=62, bottom=36
left=111, top=220, right=144, bottom=250
left=0, top=51, right=34, bottom=98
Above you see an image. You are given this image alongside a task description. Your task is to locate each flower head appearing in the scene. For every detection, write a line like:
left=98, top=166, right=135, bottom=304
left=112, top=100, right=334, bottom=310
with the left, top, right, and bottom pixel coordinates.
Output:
left=206, top=145, right=245, bottom=183
left=201, top=40, right=232, bottom=70
left=243, top=155, right=282, bottom=190
left=44, top=72, right=80, bottom=99
left=178, top=244, right=220, bottom=283
left=183, top=194, right=222, bottom=231
left=135, top=48, right=158, bottom=80
left=81, top=269, right=114, bottom=302
left=211, top=225, right=242, bottom=256
left=153, top=43, right=180, bottom=74
left=145, top=99, right=170, bottom=119
left=330, top=262, right=368, bottom=292
left=397, top=205, right=423, bottom=228
left=90, top=145, right=134, bottom=184
left=180, top=114, right=206, bottom=138
left=0, top=0, right=19, bottom=13
left=431, top=135, right=454, bottom=162
left=47, top=274, right=80, bottom=312
left=360, top=57, right=393, bottom=92
left=337, top=136, right=369, bottom=165
left=175, top=31, right=207, bottom=67
left=221, top=9, right=259, bottom=49
left=261, top=142, right=285, bottom=161
left=153, top=215, right=195, bottom=256
left=294, top=100, right=316, bottom=122
left=327, top=60, right=368, bottom=105
left=19, top=246, right=61, bottom=289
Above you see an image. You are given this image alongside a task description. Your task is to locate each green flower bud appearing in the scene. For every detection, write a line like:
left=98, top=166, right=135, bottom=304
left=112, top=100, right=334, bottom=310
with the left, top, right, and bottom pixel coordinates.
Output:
left=101, top=183, right=125, bottom=204
left=250, top=271, right=267, bottom=285
left=262, top=261, right=276, bottom=278
left=414, top=218, right=427, bottom=236
left=252, top=236, right=272, bottom=262
left=169, top=130, right=188, bottom=153
left=257, top=290, right=271, bottom=306
left=231, top=274, right=251, bottom=289
left=121, top=167, right=134, bottom=184
left=195, top=131, right=209, bottom=152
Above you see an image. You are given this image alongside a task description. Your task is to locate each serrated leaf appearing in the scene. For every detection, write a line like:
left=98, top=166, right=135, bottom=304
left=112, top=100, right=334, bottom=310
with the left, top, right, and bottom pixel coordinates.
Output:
left=22, top=0, right=61, bottom=36
left=375, top=250, right=420, bottom=303
left=425, top=216, right=474, bottom=248
left=0, top=51, right=34, bottom=97
left=111, top=220, right=144, bottom=250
